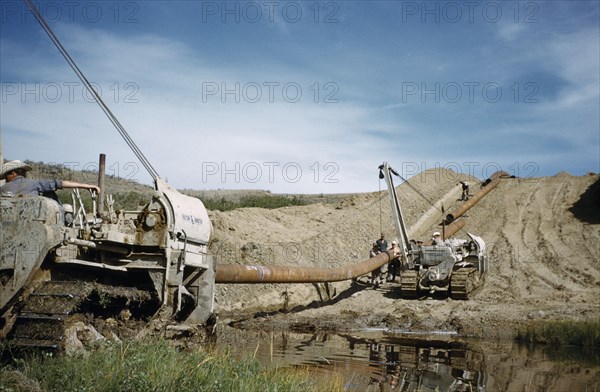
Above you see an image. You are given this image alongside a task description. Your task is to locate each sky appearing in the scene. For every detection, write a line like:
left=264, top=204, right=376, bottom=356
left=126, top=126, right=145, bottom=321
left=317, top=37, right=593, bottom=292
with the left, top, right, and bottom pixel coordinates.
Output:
left=1, top=0, right=599, bottom=193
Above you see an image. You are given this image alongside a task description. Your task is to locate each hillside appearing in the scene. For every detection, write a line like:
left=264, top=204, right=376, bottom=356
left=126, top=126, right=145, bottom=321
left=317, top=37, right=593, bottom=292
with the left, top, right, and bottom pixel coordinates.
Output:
left=212, top=170, right=600, bottom=338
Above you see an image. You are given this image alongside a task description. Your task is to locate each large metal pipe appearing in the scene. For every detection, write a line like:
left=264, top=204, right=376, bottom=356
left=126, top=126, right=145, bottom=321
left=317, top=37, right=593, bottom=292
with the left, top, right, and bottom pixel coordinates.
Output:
left=445, top=176, right=501, bottom=224
left=215, top=250, right=394, bottom=284
left=441, top=218, right=466, bottom=240
left=216, top=172, right=492, bottom=285
left=215, top=220, right=466, bottom=284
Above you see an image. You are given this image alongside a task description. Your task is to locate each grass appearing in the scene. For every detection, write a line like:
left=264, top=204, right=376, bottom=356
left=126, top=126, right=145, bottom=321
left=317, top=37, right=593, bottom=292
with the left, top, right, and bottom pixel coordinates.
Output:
left=0, top=339, right=342, bottom=392
left=515, top=319, right=600, bottom=347
left=56, top=190, right=311, bottom=213
left=201, top=195, right=308, bottom=211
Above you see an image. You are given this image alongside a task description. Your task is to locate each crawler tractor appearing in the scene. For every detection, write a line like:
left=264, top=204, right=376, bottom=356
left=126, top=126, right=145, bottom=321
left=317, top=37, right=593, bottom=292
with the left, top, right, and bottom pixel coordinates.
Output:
left=0, top=175, right=215, bottom=350
left=0, top=0, right=218, bottom=351
left=378, top=162, right=488, bottom=299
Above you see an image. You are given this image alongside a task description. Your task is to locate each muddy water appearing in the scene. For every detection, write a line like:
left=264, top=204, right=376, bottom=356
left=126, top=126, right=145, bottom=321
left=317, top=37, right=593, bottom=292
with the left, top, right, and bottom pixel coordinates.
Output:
left=212, top=326, right=600, bottom=391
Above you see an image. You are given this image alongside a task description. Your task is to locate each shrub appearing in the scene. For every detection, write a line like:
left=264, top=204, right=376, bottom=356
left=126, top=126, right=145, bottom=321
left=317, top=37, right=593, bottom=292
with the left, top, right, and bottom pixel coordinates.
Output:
left=202, top=195, right=307, bottom=211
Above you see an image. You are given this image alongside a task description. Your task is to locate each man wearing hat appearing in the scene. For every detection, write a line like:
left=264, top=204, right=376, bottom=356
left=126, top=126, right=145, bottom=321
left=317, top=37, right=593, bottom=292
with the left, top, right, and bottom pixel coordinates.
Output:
left=431, top=231, right=444, bottom=246
left=0, top=160, right=99, bottom=197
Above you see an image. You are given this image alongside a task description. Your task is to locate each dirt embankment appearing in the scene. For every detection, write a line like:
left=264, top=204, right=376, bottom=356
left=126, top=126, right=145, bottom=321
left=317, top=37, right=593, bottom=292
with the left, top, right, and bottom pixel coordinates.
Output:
left=211, top=169, right=600, bottom=338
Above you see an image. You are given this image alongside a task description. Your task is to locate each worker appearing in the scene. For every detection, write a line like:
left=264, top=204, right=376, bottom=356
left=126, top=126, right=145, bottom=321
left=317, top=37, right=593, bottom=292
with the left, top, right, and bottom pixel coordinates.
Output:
left=431, top=231, right=444, bottom=246
left=387, top=240, right=401, bottom=282
left=369, top=243, right=383, bottom=287
left=376, top=234, right=388, bottom=252
left=460, top=181, right=470, bottom=201
left=0, top=160, right=100, bottom=198
left=369, top=242, right=380, bottom=258
left=409, top=238, right=417, bottom=251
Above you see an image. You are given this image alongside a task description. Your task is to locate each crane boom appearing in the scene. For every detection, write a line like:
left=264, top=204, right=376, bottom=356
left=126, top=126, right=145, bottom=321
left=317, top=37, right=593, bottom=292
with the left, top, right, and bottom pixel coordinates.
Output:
left=378, top=162, right=411, bottom=262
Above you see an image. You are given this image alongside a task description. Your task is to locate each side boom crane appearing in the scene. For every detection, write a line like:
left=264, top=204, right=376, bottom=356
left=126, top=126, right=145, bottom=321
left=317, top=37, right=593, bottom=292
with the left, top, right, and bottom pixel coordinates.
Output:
left=377, top=162, right=489, bottom=299
left=378, top=162, right=411, bottom=264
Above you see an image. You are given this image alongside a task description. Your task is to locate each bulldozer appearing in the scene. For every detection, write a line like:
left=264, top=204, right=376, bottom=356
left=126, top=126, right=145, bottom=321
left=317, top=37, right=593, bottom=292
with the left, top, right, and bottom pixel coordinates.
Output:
left=0, top=169, right=216, bottom=350
left=0, top=0, right=219, bottom=351
left=378, top=162, right=488, bottom=299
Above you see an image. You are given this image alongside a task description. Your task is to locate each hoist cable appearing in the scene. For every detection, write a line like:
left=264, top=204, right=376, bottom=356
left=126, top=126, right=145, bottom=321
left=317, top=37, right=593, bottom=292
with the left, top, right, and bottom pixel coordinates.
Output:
left=378, top=176, right=383, bottom=236
left=22, top=0, right=159, bottom=181
left=391, top=169, right=440, bottom=212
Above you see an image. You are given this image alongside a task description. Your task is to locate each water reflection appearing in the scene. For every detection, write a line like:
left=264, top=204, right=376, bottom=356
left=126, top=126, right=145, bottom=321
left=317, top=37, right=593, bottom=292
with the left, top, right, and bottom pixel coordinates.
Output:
left=212, top=326, right=600, bottom=391
left=364, top=340, right=486, bottom=391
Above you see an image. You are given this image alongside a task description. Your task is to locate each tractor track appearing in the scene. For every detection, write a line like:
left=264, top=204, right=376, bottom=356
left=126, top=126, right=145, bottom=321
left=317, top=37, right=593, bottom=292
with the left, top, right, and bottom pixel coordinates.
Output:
left=449, top=268, right=481, bottom=300
left=7, top=281, right=157, bottom=352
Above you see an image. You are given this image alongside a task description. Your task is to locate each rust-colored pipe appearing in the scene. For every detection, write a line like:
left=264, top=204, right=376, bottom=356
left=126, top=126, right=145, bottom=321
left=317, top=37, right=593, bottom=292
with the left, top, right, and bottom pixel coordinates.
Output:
left=441, top=218, right=466, bottom=240
left=215, top=250, right=393, bottom=284
left=215, top=220, right=466, bottom=284
left=216, top=175, right=486, bottom=285
left=215, top=219, right=467, bottom=284
left=445, top=176, right=501, bottom=223
left=490, top=171, right=510, bottom=180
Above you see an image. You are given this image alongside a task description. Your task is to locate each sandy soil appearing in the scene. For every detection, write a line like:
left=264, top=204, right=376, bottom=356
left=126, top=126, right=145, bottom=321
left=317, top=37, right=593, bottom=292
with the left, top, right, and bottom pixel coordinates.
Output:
left=210, top=169, right=600, bottom=338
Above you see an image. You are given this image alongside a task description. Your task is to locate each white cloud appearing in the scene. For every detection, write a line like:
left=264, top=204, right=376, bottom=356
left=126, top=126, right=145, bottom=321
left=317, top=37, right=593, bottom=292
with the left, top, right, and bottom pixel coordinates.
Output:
left=2, top=2, right=598, bottom=192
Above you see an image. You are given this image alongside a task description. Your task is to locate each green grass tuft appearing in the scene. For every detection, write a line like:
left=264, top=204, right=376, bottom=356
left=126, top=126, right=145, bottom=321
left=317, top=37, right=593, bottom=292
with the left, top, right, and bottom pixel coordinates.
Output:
left=0, top=339, right=340, bottom=392
left=515, top=319, right=600, bottom=347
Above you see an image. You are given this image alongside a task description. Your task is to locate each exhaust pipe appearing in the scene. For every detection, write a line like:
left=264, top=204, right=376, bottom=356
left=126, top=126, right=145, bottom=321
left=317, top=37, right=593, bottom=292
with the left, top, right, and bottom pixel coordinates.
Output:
left=97, top=153, right=106, bottom=217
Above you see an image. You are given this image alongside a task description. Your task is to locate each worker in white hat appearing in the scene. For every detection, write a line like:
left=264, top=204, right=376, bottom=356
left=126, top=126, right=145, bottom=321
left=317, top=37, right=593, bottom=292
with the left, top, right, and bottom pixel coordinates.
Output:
left=460, top=181, right=470, bottom=201
left=0, top=160, right=32, bottom=180
left=431, top=231, right=444, bottom=246
left=0, top=160, right=99, bottom=197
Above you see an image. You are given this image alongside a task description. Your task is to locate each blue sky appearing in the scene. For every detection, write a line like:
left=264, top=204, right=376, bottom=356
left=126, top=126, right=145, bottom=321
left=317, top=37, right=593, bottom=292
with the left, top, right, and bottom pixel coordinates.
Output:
left=1, top=0, right=599, bottom=193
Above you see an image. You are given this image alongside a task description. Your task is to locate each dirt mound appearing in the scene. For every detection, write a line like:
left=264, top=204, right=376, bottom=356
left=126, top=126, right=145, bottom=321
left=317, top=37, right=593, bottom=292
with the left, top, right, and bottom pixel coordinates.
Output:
left=553, top=171, right=573, bottom=177
left=211, top=168, right=472, bottom=310
left=213, top=170, right=600, bottom=336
